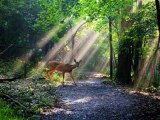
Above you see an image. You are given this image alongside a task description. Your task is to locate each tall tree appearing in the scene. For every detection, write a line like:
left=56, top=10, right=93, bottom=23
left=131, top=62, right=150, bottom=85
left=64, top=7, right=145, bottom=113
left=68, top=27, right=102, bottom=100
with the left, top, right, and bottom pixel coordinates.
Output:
left=74, top=0, right=133, bottom=79
left=155, top=0, right=160, bottom=50
left=117, top=1, right=157, bottom=85
left=109, top=18, right=113, bottom=79
left=116, top=0, right=143, bottom=85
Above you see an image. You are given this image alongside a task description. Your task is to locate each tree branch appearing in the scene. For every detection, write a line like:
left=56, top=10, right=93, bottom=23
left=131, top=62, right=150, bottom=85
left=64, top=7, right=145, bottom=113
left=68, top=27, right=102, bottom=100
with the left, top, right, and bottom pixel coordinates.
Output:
left=0, top=44, right=14, bottom=55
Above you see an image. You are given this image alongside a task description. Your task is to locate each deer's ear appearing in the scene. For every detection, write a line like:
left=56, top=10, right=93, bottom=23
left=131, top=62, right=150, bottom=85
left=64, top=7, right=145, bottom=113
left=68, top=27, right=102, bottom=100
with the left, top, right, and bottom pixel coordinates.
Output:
left=74, top=59, right=77, bottom=63
left=79, top=60, right=82, bottom=63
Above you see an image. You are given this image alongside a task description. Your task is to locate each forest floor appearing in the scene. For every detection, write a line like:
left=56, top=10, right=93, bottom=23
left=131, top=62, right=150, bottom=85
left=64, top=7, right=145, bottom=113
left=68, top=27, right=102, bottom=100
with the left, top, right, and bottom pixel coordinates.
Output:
left=41, top=72, right=160, bottom=120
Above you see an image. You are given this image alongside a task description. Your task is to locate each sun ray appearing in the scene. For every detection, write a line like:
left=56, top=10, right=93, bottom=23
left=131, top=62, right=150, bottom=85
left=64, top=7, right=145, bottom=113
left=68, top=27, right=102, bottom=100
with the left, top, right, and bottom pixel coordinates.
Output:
left=135, top=37, right=160, bottom=89
left=80, top=35, right=106, bottom=70
left=98, top=60, right=109, bottom=72
left=12, top=18, right=73, bottom=76
left=37, top=26, right=61, bottom=48
left=63, top=29, right=94, bottom=63
left=38, top=20, right=86, bottom=68
left=75, top=32, right=100, bottom=61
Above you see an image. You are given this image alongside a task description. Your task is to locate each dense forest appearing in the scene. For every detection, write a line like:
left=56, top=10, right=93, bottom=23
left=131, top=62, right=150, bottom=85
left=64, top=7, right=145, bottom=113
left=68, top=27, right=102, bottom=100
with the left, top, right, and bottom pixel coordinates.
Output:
left=0, top=0, right=160, bottom=119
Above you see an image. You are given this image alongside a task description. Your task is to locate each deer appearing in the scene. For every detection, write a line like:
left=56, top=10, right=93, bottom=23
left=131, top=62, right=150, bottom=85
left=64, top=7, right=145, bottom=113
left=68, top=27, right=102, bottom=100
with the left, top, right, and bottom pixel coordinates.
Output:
left=45, top=59, right=82, bottom=86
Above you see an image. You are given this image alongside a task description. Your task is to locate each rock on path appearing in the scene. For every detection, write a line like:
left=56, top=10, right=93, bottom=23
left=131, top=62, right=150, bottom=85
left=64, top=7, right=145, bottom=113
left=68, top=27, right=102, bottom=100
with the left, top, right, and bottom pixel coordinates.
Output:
left=42, top=75, right=160, bottom=120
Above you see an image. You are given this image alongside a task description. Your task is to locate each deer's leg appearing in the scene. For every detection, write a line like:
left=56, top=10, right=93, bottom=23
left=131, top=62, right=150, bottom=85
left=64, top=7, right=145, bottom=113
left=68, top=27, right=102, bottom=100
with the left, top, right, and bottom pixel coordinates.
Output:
left=62, top=72, right=65, bottom=86
left=46, top=70, right=50, bottom=79
left=69, top=72, right=77, bottom=85
left=47, top=70, right=54, bottom=80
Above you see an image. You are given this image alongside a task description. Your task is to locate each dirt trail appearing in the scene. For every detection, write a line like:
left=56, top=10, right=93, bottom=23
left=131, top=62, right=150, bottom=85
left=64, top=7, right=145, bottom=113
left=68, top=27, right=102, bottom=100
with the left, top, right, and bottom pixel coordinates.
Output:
left=42, top=73, right=160, bottom=120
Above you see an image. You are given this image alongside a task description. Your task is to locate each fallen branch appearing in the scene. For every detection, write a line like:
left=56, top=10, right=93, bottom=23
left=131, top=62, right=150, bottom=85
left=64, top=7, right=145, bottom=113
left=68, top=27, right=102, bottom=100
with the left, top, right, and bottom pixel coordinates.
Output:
left=1, top=94, right=32, bottom=113
left=0, top=76, right=23, bottom=83
left=0, top=44, right=14, bottom=55
left=4, top=95, right=27, bottom=109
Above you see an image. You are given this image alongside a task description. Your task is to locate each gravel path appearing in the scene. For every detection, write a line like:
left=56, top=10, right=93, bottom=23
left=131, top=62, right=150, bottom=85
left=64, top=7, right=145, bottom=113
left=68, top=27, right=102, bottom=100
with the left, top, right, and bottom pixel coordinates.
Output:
left=42, top=74, right=160, bottom=120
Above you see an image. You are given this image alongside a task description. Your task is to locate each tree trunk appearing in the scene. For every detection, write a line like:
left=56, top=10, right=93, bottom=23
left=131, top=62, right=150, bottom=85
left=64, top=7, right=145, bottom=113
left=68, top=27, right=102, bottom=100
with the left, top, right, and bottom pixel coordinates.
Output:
left=117, top=41, right=132, bottom=85
left=132, top=36, right=143, bottom=85
left=116, top=0, right=142, bottom=85
left=155, top=0, right=160, bottom=50
left=109, top=19, right=113, bottom=79
left=69, top=21, right=87, bottom=63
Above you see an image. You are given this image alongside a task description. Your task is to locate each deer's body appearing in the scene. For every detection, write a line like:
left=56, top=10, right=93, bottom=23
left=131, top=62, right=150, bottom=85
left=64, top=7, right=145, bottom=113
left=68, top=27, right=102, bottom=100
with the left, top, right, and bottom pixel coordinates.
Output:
left=48, top=61, right=76, bottom=73
left=46, top=59, right=81, bottom=86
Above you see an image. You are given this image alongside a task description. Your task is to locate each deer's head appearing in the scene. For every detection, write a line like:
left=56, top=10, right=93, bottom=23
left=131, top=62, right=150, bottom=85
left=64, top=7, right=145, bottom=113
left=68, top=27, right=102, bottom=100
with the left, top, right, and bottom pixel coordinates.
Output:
left=74, top=59, right=82, bottom=67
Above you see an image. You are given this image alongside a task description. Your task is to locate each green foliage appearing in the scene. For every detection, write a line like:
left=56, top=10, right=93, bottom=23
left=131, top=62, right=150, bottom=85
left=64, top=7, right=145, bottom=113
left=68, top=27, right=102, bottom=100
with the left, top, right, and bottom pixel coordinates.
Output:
left=49, top=73, right=63, bottom=86
left=32, top=0, right=80, bottom=47
left=34, top=0, right=77, bottom=30
left=0, top=59, right=24, bottom=78
left=0, top=78, right=57, bottom=118
left=76, top=0, right=134, bottom=30
left=0, top=99, right=24, bottom=120
left=0, top=59, right=42, bottom=79
left=119, top=2, right=157, bottom=54
left=142, top=82, right=160, bottom=93
left=145, top=86, right=158, bottom=93
left=0, top=0, right=40, bottom=45
left=29, top=67, right=63, bottom=85
left=29, top=68, right=44, bottom=80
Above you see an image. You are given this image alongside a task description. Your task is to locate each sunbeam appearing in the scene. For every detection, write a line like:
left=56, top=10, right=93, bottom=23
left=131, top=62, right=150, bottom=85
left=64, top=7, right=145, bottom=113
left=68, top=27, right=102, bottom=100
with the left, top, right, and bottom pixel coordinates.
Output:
left=96, top=60, right=110, bottom=73
left=135, top=37, right=160, bottom=89
left=63, top=29, right=94, bottom=63
left=80, top=35, right=106, bottom=70
left=13, top=18, right=72, bottom=77
left=37, top=17, right=72, bottom=49
left=39, top=20, right=86, bottom=68
left=37, top=26, right=61, bottom=48
left=76, top=31, right=100, bottom=61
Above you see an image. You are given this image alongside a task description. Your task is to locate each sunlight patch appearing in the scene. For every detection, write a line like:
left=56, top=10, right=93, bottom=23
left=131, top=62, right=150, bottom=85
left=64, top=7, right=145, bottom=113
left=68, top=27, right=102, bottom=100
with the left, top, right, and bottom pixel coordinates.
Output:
left=66, top=97, right=92, bottom=105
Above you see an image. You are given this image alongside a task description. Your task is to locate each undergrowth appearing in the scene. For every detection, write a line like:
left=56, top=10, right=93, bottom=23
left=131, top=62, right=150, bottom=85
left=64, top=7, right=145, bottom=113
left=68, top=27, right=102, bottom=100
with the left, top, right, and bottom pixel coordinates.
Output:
left=0, top=78, right=58, bottom=119
left=0, top=99, right=24, bottom=120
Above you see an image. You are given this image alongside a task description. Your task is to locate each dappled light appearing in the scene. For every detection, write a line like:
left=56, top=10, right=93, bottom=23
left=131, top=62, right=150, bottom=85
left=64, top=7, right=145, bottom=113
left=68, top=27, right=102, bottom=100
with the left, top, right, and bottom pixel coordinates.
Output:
left=128, top=90, right=160, bottom=100
left=64, top=97, right=92, bottom=105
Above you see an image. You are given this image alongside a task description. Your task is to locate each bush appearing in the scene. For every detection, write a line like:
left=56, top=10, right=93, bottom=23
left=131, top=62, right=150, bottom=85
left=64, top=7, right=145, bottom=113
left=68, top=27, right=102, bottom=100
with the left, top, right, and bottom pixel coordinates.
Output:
left=28, top=68, right=44, bottom=80
left=49, top=73, right=63, bottom=85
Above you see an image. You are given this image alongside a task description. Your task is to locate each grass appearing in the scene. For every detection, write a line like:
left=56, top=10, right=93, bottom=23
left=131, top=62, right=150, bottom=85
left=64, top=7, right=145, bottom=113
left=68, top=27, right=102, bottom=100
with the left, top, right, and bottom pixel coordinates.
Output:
left=0, top=99, right=24, bottom=120
left=0, top=78, right=58, bottom=119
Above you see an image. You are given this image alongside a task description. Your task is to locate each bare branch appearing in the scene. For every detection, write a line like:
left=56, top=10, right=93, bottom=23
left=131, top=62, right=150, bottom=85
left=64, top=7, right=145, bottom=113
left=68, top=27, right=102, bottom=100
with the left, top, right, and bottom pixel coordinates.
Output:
left=0, top=44, right=14, bottom=55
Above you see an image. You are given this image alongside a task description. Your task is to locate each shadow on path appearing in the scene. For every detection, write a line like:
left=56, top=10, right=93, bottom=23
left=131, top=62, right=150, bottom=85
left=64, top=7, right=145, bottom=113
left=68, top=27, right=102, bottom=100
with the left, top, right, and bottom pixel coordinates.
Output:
left=42, top=73, right=160, bottom=120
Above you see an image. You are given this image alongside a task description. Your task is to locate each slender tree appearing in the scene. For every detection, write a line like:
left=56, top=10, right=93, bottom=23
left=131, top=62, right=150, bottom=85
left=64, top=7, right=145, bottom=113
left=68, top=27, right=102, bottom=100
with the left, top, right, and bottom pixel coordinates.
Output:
left=109, top=18, right=113, bottom=79
left=155, top=0, right=160, bottom=50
